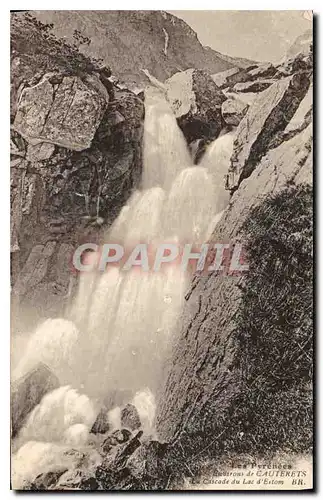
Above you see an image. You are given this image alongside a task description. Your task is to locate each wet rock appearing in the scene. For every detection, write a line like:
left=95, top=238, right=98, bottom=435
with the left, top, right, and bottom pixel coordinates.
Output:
left=121, top=403, right=141, bottom=431
left=54, top=468, right=83, bottom=490
left=165, top=68, right=226, bottom=143
left=29, top=469, right=67, bottom=490
left=94, top=431, right=145, bottom=490
left=114, top=430, right=143, bottom=468
left=101, top=429, right=132, bottom=454
left=112, top=428, right=132, bottom=443
left=91, top=408, right=110, bottom=435
left=221, top=98, right=249, bottom=127
left=13, top=73, right=108, bottom=151
left=101, top=434, right=119, bottom=453
left=11, top=363, right=59, bottom=437
left=233, top=79, right=275, bottom=93
left=228, top=71, right=311, bottom=190
left=190, top=138, right=210, bottom=164
left=127, top=440, right=168, bottom=485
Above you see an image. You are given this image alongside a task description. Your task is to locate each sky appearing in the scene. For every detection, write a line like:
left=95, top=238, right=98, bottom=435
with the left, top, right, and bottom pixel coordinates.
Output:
left=168, top=10, right=312, bottom=63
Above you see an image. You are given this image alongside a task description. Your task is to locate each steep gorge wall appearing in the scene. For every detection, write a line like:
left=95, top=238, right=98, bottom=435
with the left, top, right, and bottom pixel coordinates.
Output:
left=11, top=15, right=145, bottom=329
left=156, top=50, right=313, bottom=463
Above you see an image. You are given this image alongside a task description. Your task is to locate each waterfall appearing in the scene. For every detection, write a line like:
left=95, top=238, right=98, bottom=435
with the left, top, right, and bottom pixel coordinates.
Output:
left=12, top=85, right=235, bottom=485
left=142, top=87, right=191, bottom=190
left=200, top=131, right=234, bottom=214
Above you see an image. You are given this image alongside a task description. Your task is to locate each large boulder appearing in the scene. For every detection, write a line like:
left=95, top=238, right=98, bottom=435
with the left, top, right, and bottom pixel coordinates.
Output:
left=165, top=69, right=226, bottom=144
left=11, top=363, right=59, bottom=437
left=13, top=73, right=108, bottom=151
left=221, top=97, right=249, bottom=127
left=227, top=71, right=311, bottom=191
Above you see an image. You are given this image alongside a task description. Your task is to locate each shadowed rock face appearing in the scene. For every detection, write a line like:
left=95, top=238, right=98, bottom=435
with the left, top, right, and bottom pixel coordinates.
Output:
left=166, top=69, right=226, bottom=144
left=156, top=48, right=313, bottom=458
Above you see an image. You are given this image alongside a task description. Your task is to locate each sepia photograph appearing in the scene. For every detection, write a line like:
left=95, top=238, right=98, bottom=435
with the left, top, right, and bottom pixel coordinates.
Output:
left=10, top=9, right=313, bottom=491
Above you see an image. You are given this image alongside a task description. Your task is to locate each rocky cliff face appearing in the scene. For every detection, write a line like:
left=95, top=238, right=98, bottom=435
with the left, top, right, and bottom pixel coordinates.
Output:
left=11, top=14, right=144, bottom=328
left=156, top=45, right=313, bottom=470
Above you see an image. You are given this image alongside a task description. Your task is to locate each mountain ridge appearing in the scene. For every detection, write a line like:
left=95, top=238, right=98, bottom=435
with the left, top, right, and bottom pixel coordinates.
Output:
left=13, top=10, right=257, bottom=89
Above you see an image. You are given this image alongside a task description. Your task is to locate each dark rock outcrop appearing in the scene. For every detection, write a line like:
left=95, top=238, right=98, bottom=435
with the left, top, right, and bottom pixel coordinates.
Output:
left=29, top=469, right=68, bottom=491
left=211, top=67, right=241, bottom=88
left=165, top=69, right=226, bottom=144
left=211, top=62, right=276, bottom=92
left=121, top=404, right=141, bottom=431
left=276, top=50, right=312, bottom=77
left=91, top=408, right=110, bottom=435
left=101, top=429, right=132, bottom=453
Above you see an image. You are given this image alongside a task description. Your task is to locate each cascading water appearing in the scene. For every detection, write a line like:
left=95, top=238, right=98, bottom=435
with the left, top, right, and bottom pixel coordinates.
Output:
left=11, top=85, right=235, bottom=488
